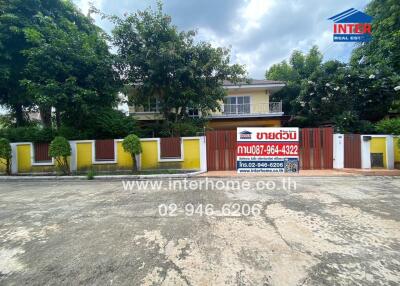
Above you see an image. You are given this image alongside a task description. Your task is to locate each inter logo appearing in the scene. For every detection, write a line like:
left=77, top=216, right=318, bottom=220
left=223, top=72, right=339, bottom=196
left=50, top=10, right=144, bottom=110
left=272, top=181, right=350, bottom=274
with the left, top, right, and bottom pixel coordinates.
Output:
left=239, top=130, right=252, bottom=140
left=328, top=8, right=372, bottom=42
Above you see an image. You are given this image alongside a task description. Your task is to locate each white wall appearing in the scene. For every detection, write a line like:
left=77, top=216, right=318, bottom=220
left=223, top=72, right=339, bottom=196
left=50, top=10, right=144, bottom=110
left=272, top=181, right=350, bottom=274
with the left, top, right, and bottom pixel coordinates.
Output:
left=333, top=134, right=344, bottom=169
left=361, top=135, right=371, bottom=169
left=386, top=135, right=394, bottom=169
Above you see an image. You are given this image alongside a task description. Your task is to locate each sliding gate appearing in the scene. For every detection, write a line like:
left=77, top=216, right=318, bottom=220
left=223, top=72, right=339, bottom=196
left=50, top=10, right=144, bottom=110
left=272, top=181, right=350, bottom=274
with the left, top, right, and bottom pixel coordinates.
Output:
left=206, top=128, right=334, bottom=171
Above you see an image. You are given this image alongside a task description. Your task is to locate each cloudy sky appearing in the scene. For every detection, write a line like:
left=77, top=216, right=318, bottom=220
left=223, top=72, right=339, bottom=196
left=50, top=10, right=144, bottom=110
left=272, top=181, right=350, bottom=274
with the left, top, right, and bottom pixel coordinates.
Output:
left=73, top=0, right=370, bottom=79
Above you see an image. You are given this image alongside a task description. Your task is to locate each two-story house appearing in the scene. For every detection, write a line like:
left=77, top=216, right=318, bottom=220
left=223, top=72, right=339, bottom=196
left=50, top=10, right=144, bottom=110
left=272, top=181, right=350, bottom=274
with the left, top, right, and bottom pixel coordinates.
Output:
left=129, top=79, right=285, bottom=130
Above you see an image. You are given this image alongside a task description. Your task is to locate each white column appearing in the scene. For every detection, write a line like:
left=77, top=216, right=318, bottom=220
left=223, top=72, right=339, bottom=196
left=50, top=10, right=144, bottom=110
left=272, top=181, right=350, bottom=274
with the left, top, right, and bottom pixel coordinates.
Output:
left=386, top=135, right=394, bottom=169
left=361, top=135, right=371, bottom=169
left=10, top=143, right=18, bottom=174
left=199, top=136, right=207, bottom=172
left=333, top=134, right=344, bottom=169
left=136, top=154, right=141, bottom=171
left=70, top=141, right=77, bottom=172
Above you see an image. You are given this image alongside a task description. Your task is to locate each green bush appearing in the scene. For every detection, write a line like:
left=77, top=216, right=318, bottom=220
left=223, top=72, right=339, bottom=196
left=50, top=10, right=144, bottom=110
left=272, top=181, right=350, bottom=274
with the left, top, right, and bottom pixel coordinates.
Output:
left=79, top=108, right=141, bottom=139
left=0, top=126, right=56, bottom=142
left=0, top=138, right=12, bottom=175
left=158, top=119, right=206, bottom=137
left=375, top=118, right=400, bottom=135
left=122, top=134, right=142, bottom=173
left=86, top=167, right=96, bottom=180
left=49, top=136, right=71, bottom=175
left=57, top=126, right=88, bottom=140
left=334, top=112, right=376, bottom=133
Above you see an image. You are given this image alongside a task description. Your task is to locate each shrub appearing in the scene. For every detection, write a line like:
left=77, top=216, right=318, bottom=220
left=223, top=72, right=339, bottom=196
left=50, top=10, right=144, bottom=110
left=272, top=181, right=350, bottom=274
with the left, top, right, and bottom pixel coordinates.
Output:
left=122, top=134, right=142, bottom=173
left=158, top=119, right=206, bottom=137
left=0, top=138, right=12, bottom=175
left=48, top=136, right=71, bottom=175
left=375, top=118, right=400, bottom=135
left=81, top=109, right=141, bottom=139
left=86, top=167, right=96, bottom=180
left=334, top=112, right=376, bottom=133
left=0, top=126, right=56, bottom=142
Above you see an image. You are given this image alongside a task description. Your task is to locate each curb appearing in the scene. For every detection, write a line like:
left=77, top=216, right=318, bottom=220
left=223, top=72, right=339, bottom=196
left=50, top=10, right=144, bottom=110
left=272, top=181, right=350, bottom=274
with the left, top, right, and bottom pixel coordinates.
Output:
left=0, top=170, right=207, bottom=181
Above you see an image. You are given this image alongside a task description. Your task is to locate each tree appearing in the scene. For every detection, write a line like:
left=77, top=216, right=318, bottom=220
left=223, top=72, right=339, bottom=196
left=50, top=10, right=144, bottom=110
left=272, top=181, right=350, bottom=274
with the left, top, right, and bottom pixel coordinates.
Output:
left=122, top=134, right=142, bottom=173
left=48, top=136, right=71, bottom=175
left=0, top=138, right=12, bottom=175
left=109, top=3, right=246, bottom=122
left=351, top=0, right=400, bottom=114
left=0, top=0, right=37, bottom=125
left=351, top=0, right=400, bottom=76
left=0, top=0, right=121, bottom=128
left=266, top=46, right=323, bottom=117
left=299, top=60, right=396, bottom=130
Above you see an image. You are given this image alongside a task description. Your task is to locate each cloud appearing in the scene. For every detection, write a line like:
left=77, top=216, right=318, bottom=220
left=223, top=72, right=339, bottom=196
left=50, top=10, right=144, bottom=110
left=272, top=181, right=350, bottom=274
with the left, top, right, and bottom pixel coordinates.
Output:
left=73, top=0, right=370, bottom=78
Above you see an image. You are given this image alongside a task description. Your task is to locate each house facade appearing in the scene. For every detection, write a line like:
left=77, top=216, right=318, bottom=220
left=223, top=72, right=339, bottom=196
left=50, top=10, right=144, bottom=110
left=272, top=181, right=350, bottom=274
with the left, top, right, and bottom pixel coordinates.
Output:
left=128, top=79, right=285, bottom=130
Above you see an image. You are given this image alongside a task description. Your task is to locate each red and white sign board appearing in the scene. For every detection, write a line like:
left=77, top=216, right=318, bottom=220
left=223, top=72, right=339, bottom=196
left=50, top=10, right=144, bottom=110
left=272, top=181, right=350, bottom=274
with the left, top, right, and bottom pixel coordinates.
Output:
left=237, top=127, right=300, bottom=173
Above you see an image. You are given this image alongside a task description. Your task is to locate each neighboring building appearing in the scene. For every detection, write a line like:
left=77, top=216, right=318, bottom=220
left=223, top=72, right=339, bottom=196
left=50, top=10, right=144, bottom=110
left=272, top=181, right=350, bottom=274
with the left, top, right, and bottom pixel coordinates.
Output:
left=128, top=79, right=285, bottom=130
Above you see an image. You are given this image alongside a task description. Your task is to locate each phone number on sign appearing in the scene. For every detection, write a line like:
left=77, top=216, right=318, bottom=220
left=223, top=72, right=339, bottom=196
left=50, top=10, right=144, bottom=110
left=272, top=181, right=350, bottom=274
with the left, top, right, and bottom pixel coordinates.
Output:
left=237, top=143, right=299, bottom=156
left=237, top=161, right=284, bottom=169
left=158, top=203, right=262, bottom=217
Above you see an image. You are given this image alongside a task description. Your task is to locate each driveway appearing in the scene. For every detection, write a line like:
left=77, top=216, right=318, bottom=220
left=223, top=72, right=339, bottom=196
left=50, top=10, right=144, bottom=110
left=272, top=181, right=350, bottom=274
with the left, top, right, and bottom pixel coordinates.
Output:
left=0, top=177, right=400, bottom=285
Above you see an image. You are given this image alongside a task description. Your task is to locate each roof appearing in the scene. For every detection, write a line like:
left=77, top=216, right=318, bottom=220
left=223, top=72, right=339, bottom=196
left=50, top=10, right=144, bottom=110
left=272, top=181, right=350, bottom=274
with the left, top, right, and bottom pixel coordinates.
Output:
left=328, top=8, right=372, bottom=23
left=223, top=79, right=284, bottom=87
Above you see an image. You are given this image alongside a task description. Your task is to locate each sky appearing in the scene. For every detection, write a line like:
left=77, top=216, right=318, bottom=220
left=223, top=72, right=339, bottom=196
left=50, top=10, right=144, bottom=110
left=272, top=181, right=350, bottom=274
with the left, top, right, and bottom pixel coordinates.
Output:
left=73, top=0, right=371, bottom=79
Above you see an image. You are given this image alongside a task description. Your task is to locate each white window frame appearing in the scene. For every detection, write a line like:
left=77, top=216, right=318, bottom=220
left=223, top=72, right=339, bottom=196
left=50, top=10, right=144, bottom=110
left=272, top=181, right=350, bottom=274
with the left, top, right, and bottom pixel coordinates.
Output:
left=31, top=143, right=55, bottom=166
left=92, top=139, right=118, bottom=164
left=223, top=95, right=251, bottom=114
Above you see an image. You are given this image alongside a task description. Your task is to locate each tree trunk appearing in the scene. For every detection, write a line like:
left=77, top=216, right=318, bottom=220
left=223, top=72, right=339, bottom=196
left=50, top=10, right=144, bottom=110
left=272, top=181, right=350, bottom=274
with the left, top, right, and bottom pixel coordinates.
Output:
left=6, top=158, right=11, bottom=175
left=131, top=154, right=138, bottom=173
left=13, top=104, right=25, bottom=127
left=63, top=156, right=70, bottom=175
left=55, top=109, right=61, bottom=129
left=39, top=106, right=52, bottom=128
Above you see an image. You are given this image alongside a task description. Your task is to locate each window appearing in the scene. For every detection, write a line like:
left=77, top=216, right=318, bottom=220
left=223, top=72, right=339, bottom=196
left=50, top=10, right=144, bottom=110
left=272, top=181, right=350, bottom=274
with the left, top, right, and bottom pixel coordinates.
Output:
left=34, top=142, right=52, bottom=163
left=223, top=96, right=250, bottom=114
left=187, top=107, right=199, bottom=118
left=95, top=139, right=115, bottom=162
left=136, top=98, right=160, bottom=112
left=160, top=137, right=181, bottom=158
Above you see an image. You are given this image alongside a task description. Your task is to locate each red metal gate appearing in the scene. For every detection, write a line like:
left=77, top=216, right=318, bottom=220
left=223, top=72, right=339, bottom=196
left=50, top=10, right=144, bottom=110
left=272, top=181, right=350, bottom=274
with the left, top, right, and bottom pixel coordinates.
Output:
left=300, top=128, right=333, bottom=170
left=206, top=130, right=236, bottom=171
left=344, top=134, right=361, bottom=168
left=206, top=127, right=334, bottom=171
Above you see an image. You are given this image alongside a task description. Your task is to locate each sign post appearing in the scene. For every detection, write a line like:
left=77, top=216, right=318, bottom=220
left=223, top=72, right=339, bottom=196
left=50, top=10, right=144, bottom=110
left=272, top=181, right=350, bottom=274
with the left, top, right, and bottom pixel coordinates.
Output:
left=237, top=127, right=300, bottom=173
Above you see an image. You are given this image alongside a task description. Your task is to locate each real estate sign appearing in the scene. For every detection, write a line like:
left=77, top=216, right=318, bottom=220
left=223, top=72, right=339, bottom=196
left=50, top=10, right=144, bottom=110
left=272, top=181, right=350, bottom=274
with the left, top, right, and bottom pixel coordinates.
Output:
left=237, top=127, right=300, bottom=173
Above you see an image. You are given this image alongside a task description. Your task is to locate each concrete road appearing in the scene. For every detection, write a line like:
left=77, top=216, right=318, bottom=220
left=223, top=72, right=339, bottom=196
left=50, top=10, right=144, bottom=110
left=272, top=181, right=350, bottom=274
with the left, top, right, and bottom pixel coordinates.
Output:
left=0, top=177, right=400, bottom=285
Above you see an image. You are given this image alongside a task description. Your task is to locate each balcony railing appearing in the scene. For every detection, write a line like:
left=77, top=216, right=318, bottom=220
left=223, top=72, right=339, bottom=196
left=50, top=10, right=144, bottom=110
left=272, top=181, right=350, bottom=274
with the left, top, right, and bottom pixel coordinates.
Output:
left=130, top=101, right=283, bottom=119
left=218, top=102, right=282, bottom=116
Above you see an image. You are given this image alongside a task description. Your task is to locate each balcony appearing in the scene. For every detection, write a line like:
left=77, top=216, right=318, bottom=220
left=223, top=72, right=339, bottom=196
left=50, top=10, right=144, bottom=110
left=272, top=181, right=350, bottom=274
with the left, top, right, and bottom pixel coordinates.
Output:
left=130, top=101, right=283, bottom=120
left=208, top=102, right=283, bottom=118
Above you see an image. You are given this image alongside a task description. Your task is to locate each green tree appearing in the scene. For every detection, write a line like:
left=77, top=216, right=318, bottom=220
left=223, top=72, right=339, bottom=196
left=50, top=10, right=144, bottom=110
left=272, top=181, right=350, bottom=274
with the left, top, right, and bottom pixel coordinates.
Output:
left=122, top=134, right=142, bottom=173
left=109, top=3, right=246, bottom=122
left=351, top=0, right=400, bottom=76
left=299, top=60, right=396, bottom=131
left=0, top=0, right=38, bottom=125
left=0, top=0, right=121, bottom=128
left=266, top=46, right=323, bottom=117
left=48, top=136, right=71, bottom=175
left=0, top=138, right=12, bottom=175
left=351, top=0, right=400, bottom=114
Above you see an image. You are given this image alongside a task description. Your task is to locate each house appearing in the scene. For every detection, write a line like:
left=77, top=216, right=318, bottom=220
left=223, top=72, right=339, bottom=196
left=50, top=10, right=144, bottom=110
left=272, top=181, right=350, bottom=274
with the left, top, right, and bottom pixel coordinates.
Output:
left=128, top=79, right=285, bottom=130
